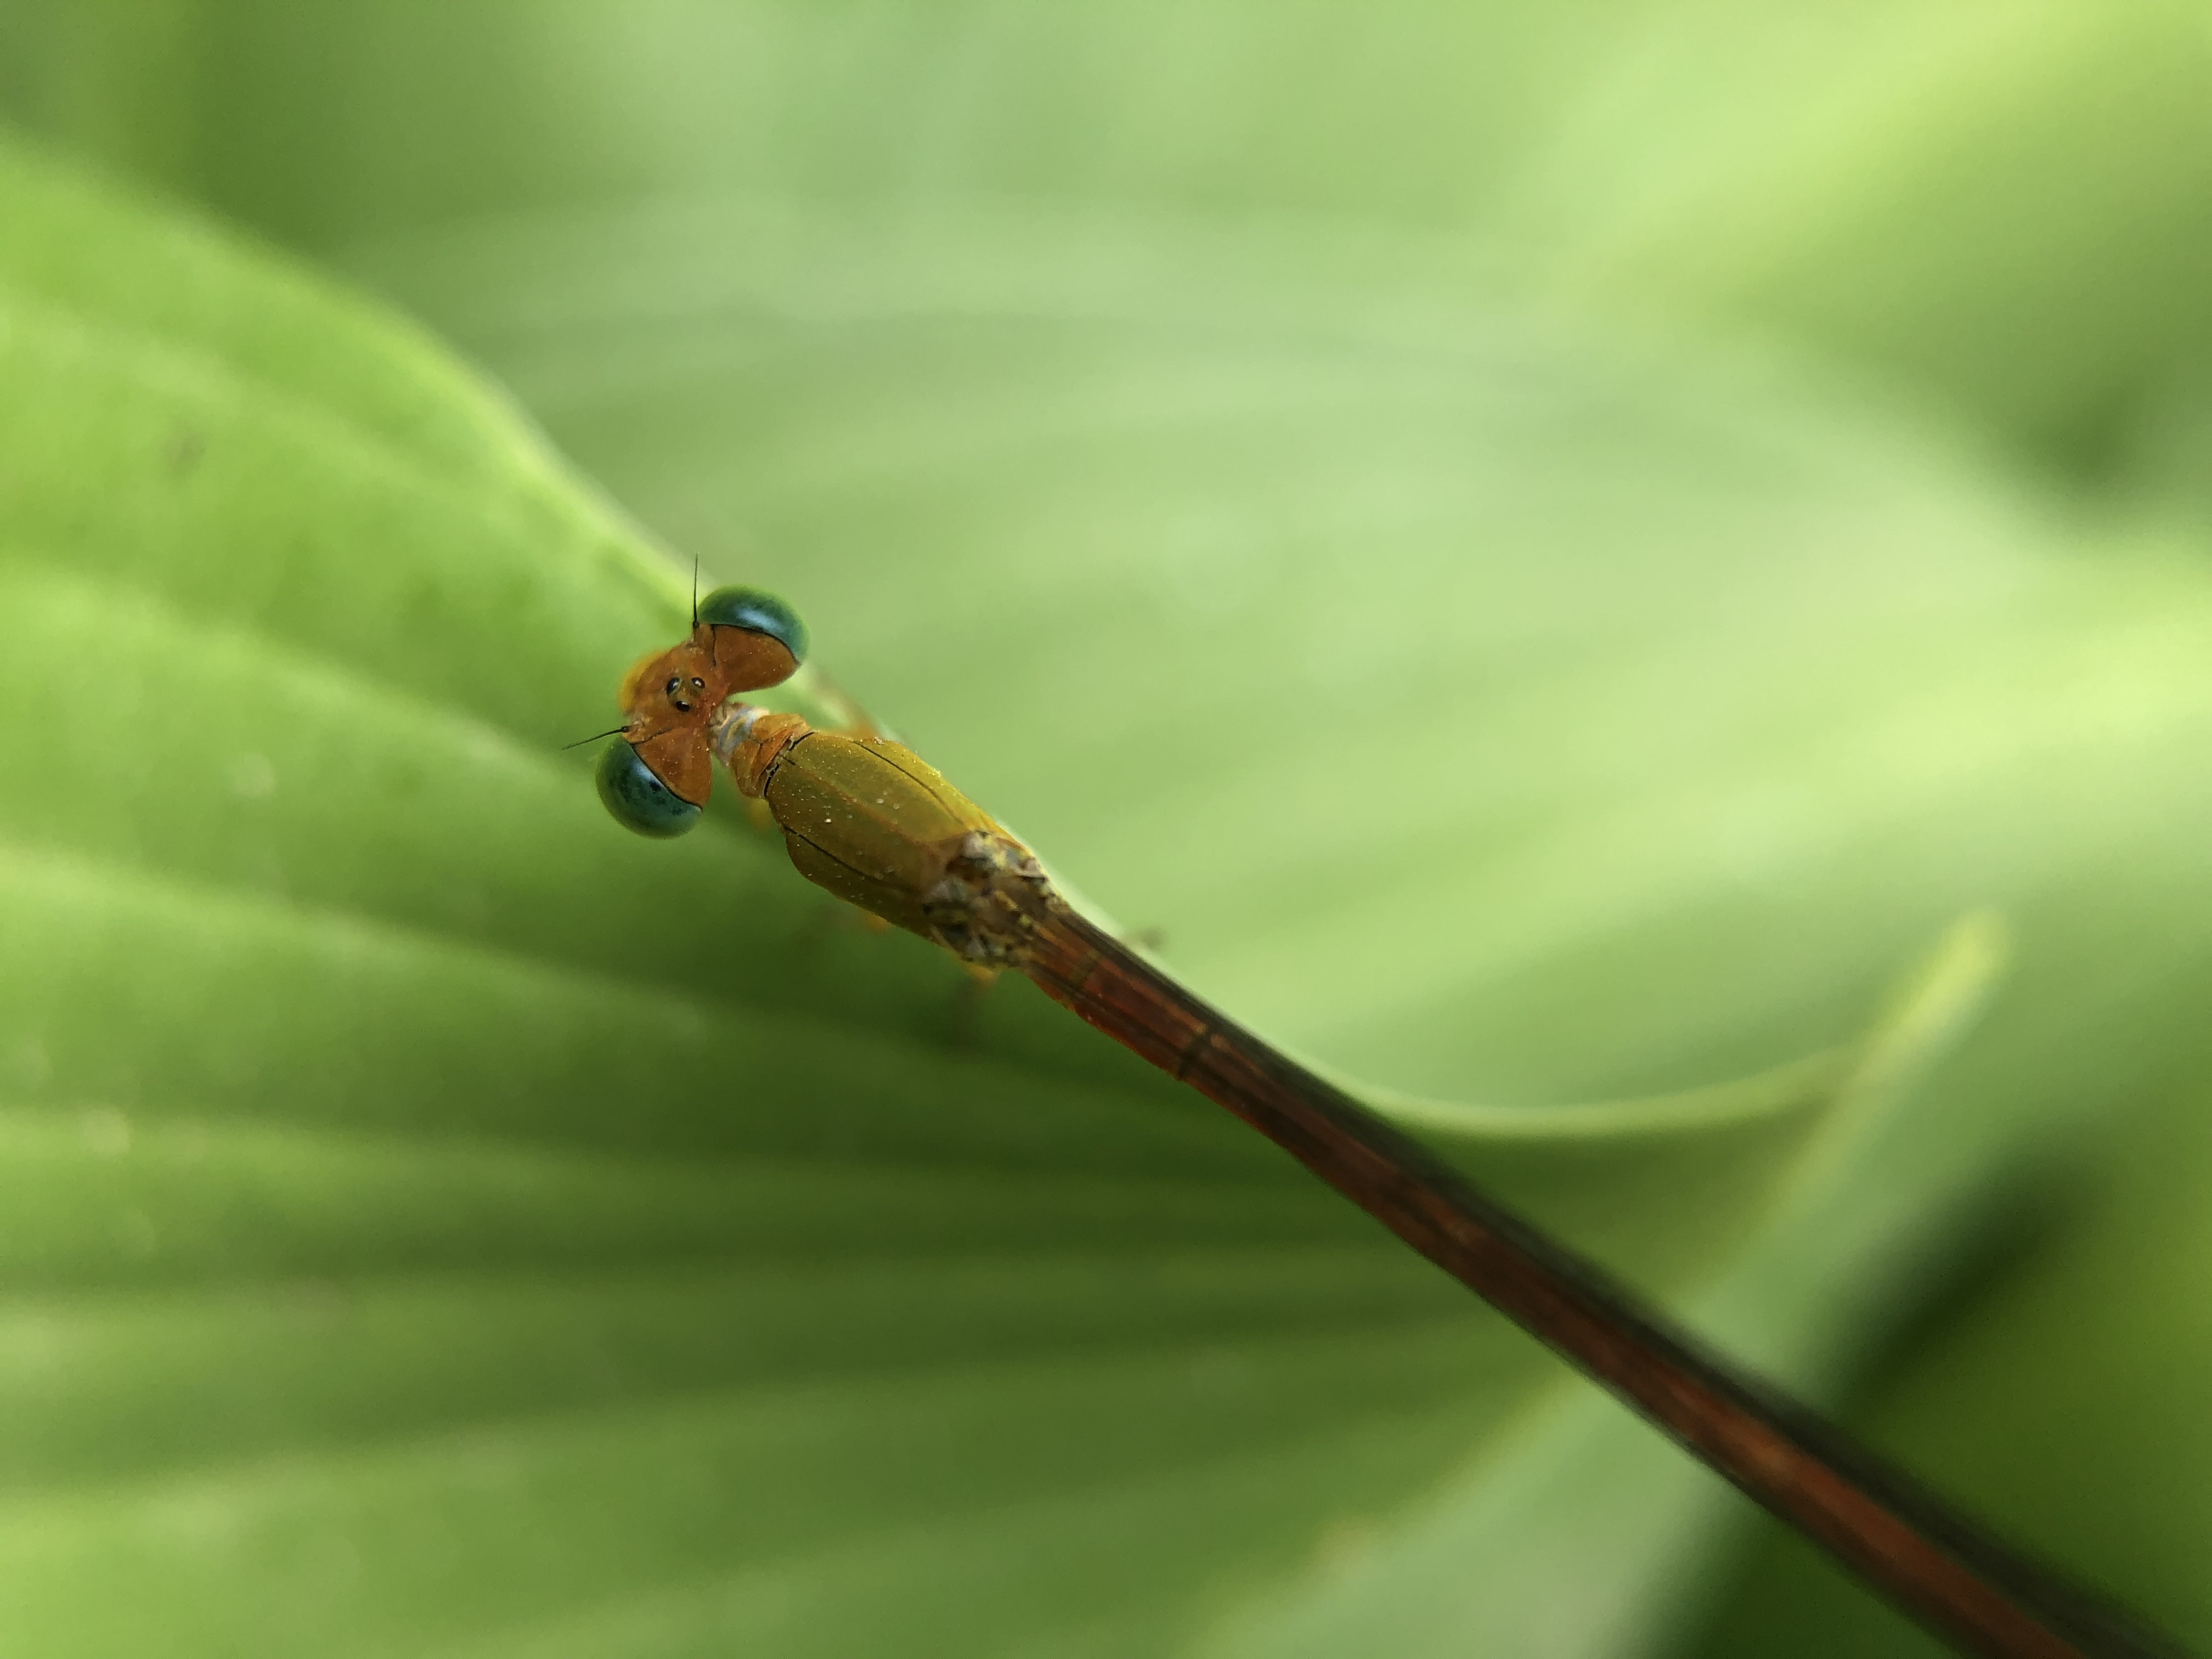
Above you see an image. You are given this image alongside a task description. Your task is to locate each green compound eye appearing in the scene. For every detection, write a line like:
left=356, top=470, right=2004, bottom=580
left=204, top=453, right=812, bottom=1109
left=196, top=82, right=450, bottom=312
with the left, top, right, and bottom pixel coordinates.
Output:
left=698, top=585, right=808, bottom=665
left=595, top=739, right=703, bottom=838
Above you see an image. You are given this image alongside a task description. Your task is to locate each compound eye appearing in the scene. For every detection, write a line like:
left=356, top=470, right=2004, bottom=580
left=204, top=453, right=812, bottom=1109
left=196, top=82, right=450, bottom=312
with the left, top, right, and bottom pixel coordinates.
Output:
left=595, top=740, right=703, bottom=838
left=698, top=586, right=808, bottom=675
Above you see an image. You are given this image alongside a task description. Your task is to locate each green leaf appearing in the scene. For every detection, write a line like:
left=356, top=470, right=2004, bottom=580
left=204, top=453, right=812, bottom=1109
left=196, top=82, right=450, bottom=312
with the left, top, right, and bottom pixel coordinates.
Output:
left=14, top=5, right=2212, bottom=1649
left=280, top=188, right=2212, bottom=1651
left=6, top=108, right=2212, bottom=1658
left=1683, top=1002, right=2212, bottom=1658
left=0, top=140, right=1961, bottom=1657
left=10, top=2, right=2212, bottom=464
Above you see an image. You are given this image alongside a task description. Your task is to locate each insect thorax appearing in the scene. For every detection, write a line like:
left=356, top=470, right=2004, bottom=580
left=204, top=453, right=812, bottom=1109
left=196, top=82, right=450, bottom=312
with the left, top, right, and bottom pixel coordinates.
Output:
left=922, top=830, right=1057, bottom=967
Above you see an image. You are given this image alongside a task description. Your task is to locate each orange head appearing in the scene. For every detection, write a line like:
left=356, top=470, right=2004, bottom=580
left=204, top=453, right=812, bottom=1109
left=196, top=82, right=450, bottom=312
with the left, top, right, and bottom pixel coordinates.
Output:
left=596, top=585, right=808, bottom=837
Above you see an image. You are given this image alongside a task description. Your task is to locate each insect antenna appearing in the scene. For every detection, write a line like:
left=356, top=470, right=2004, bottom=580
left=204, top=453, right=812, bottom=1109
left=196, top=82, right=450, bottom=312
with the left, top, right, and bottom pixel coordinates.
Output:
left=561, top=725, right=630, bottom=751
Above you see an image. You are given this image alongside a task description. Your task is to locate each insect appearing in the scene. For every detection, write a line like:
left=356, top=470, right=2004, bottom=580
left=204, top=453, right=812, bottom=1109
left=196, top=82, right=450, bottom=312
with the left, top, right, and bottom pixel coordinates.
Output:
left=595, top=586, right=2184, bottom=1659
left=591, top=583, right=810, bottom=834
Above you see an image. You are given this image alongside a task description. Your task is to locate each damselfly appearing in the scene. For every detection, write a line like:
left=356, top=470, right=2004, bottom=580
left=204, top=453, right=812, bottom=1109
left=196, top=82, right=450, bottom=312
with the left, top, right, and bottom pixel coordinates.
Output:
left=592, top=585, right=2183, bottom=1659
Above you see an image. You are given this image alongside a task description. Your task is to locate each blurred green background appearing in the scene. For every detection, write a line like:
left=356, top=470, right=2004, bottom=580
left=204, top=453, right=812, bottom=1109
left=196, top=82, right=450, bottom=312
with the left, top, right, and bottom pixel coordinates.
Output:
left=2, top=3, right=2211, bottom=1654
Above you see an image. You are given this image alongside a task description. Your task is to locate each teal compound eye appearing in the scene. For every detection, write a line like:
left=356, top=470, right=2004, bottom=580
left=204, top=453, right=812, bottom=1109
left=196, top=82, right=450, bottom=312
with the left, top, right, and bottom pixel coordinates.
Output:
left=698, top=585, right=809, bottom=668
left=595, top=738, right=702, bottom=838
